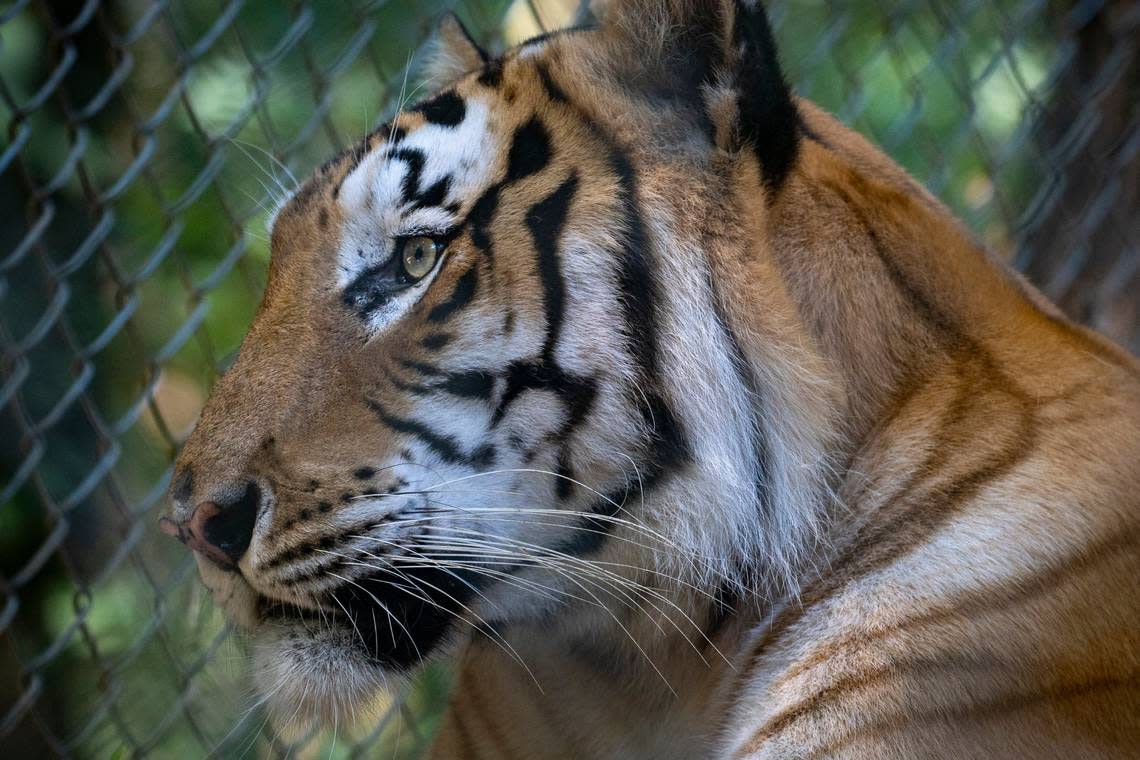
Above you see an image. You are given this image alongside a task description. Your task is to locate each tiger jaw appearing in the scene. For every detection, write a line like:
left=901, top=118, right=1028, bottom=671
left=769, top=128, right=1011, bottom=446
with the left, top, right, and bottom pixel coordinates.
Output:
left=198, top=535, right=483, bottom=724
left=254, top=565, right=480, bottom=669
left=250, top=620, right=392, bottom=727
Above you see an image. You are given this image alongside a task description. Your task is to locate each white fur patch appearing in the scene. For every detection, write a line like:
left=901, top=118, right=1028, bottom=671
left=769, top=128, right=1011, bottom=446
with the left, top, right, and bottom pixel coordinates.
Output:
left=251, top=621, right=391, bottom=727
left=325, top=97, right=504, bottom=333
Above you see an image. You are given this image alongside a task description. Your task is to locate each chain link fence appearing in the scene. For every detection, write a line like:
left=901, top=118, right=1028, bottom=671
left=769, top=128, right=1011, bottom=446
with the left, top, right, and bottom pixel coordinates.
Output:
left=1, top=0, right=1136, bottom=756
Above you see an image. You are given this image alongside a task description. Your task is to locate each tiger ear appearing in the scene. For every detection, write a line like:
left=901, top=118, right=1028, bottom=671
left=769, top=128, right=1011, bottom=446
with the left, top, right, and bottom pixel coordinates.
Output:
left=424, top=13, right=489, bottom=85
left=602, top=0, right=800, bottom=190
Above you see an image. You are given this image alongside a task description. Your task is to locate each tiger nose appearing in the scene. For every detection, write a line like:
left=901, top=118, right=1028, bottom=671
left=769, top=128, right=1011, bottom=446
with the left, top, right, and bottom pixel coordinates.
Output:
left=161, top=481, right=262, bottom=569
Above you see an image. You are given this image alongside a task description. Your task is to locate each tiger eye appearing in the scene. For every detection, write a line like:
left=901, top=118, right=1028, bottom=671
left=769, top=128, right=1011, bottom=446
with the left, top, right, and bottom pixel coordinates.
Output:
left=402, top=236, right=440, bottom=280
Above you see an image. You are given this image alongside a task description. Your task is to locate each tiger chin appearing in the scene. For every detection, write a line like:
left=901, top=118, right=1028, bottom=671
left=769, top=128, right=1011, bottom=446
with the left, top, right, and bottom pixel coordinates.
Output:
left=162, top=0, right=1140, bottom=756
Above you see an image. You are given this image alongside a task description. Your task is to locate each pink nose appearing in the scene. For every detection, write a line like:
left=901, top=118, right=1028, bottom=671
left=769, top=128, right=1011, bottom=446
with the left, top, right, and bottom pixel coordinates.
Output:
left=160, top=482, right=261, bottom=569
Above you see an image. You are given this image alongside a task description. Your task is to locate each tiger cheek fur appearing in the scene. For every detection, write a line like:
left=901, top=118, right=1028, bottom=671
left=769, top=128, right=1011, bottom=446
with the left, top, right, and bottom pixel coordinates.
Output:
left=165, top=1, right=1140, bottom=755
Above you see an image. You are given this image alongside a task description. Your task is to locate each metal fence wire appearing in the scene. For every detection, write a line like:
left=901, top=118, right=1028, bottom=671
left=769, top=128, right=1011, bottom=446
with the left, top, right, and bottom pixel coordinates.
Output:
left=1, top=0, right=1137, bottom=756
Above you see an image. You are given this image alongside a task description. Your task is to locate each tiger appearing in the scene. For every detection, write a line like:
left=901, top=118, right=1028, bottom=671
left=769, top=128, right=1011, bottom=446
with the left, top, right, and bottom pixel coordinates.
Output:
left=160, top=1, right=1140, bottom=757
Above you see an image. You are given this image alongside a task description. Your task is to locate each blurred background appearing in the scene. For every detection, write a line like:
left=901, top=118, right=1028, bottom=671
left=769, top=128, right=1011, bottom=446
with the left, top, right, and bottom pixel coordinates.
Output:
left=1, top=0, right=1136, bottom=756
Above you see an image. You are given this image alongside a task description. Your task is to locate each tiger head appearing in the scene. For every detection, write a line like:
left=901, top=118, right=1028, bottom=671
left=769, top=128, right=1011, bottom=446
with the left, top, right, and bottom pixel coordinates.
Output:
left=164, top=0, right=839, bottom=723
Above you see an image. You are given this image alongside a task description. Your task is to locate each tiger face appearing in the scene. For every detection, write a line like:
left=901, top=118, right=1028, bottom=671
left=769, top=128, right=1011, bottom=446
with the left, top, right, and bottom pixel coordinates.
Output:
left=163, top=10, right=790, bottom=722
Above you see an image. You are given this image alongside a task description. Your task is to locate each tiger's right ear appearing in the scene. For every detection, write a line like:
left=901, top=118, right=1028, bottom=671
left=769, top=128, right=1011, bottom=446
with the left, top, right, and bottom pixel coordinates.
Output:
left=424, top=13, right=489, bottom=86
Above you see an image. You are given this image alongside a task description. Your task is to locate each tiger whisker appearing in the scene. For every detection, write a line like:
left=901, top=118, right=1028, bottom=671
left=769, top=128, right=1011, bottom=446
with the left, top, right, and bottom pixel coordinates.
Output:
left=329, top=591, right=370, bottom=656
left=356, top=494, right=696, bottom=563
left=405, top=542, right=684, bottom=650
left=340, top=532, right=680, bottom=678
left=406, top=521, right=716, bottom=602
left=404, top=526, right=731, bottom=666
left=390, top=493, right=688, bottom=548
left=377, top=499, right=695, bottom=560
left=224, top=138, right=292, bottom=208
left=375, top=505, right=715, bottom=603
left=414, top=541, right=715, bottom=667
left=341, top=537, right=508, bottom=619
left=374, top=505, right=723, bottom=591
left=395, top=507, right=674, bottom=559
left=324, top=546, right=537, bottom=685
left=396, top=528, right=705, bottom=658
left=326, top=571, right=425, bottom=668
left=227, top=136, right=299, bottom=192
left=415, top=467, right=636, bottom=516
left=385, top=556, right=581, bottom=607
left=383, top=565, right=542, bottom=690
left=394, top=541, right=678, bottom=690
left=207, top=661, right=294, bottom=759
left=403, top=542, right=656, bottom=621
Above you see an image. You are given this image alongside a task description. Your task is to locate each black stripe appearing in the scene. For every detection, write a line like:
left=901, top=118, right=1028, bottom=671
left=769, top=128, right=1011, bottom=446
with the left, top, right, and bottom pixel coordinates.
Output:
left=706, top=267, right=774, bottom=522
left=364, top=121, right=407, bottom=148
left=439, top=371, right=495, bottom=400
left=329, top=124, right=409, bottom=198
left=462, top=118, right=552, bottom=264
left=329, top=142, right=372, bottom=200
left=549, top=484, right=631, bottom=557
left=506, top=118, right=552, bottom=182
left=421, top=333, right=450, bottom=351
left=555, top=453, right=576, bottom=500
left=610, top=153, right=661, bottom=379
left=549, top=462, right=666, bottom=558
left=477, top=58, right=503, bottom=88
left=410, top=175, right=452, bottom=212
left=399, top=359, right=443, bottom=377
left=491, top=360, right=597, bottom=500
left=520, top=30, right=558, bottom=48
left=536, top=62, right=569, bottom=103
left=608, top=150, right=691, bottom=473
left=551, top=372, right=598, bottom=500
left=643, top=394, right=690, bottom=471
left=385, top=367, right=433, bottom=395
left=391, top=147, right=426, bottom=205
left=467, top=185, right=501, bottom=258
left=704, top=579, right=742, bottom=644
left=492, top=361, right=552, bottom=427
left=527, top=173, right=579, bottom=362
left=413, top=90, right=466, bottom=126
left=388, top=367, right=494, bottom=401
left=428, top=266, right=479, bottom=323
left=367, top=398, right=494, bottom=467
left=518, top=26, right=593, bottom=49
left=799, top=120, right=830, bottom=149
